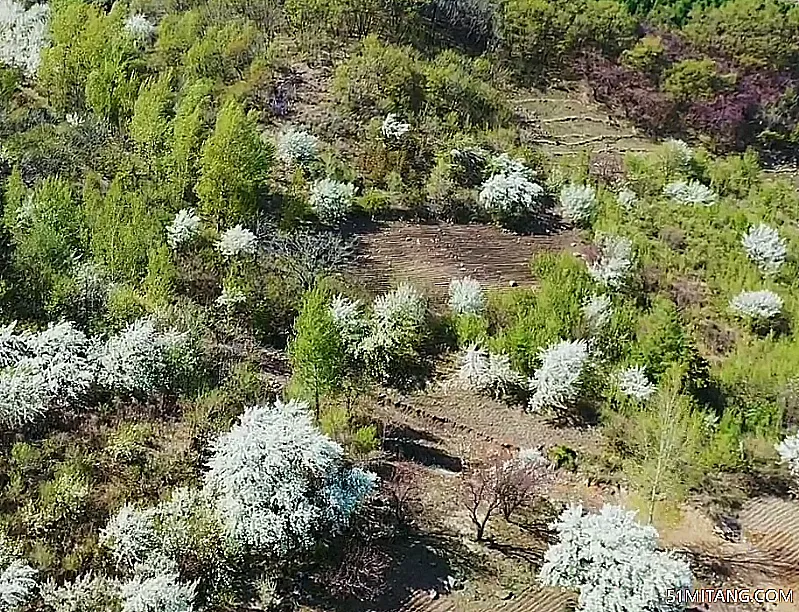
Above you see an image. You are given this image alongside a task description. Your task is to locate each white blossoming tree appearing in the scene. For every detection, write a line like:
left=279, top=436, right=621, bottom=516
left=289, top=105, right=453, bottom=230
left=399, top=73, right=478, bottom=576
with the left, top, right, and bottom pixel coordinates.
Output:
left=529, top=339, right=590, bottom=414
left=216, top=225, right=258, bottom=257
left=539, top=504, right=692, bottom=612
left=776, top=431, right=799, bottom=482
left=616, top=365, right=656, bottom=401
left=167, top=209, right=202, bottom=249
left=729, top=289, right=783, bottom=321
left=381, top=114, right=410, bottom=140
left=203, top=399, right=376, bottom=559
left=0, top=0, right=49, bottom=77
left=478, top=170, right=544, bottom=223
left=587, top=235, right=635, bottom=290
left=448, top=277, right=484, bottom=315
left=454, top=344, right=524, bottom=399
left=663, top=180, right=717, bottom=206
left=742, top=224, right=787, bottom=276
left=101, top=504, right=159, bottom=570
left=559, top=184, right=597, bottom=225
left=0, top=537, right=37, bottom=610
left=582, top=294, right=612, bottom=332
left=123, top=14, right=156, bottom=41
left=616, top=187, right=638, bottom=209
left=41, top=573, right=122, bottom=612
left=120, top=572, right=196, bottom=612
left=276, top=128, right=320, bottom=166
left=309, top=179, right=356, bottom=225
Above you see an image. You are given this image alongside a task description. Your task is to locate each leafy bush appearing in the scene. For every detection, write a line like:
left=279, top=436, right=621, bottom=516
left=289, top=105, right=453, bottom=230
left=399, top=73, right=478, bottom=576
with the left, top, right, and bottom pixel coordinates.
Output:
left=620, top=34, right=666, bottom=76
left=661, top=58, right=731, bottom=103
left=195, top=100, right=273, bottom=224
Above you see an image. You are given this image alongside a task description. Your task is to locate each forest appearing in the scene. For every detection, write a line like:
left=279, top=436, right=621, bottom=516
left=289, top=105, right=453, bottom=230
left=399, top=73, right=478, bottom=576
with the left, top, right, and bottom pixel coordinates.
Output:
left=0, top=0, right=798, bottom=610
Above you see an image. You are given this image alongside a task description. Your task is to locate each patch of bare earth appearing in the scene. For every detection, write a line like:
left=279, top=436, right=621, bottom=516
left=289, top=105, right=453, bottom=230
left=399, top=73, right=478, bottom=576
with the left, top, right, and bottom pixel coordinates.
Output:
left=354, top=221, right=580, bottom=301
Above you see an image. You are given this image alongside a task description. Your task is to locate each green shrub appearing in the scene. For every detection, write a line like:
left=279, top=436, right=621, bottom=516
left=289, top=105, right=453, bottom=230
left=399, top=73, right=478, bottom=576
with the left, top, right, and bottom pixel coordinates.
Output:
left=183, top=20, right=263, bottom=84
left=661, top=58, right=734, bottom=103
left=567, top=0, right=637, bottom=57
left=155, top=10, right=204, bottom=68
left=332, top=35, right=425, bottom=116
left=168, top=78, right=215, bottom=197
left=621, top=34, right=667, bottom=76
left=195, top=99, right=274, bottom=224
left=130, top=73, right=175, bottom=159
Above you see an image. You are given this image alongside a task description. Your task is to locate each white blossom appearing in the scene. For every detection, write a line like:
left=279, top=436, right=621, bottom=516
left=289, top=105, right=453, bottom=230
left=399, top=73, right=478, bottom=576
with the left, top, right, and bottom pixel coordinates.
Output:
left=0, top=0, right=49, bottom=77
left=167, top=209, right=201, bottom=249
left=216, top=225, right=258, bottom=257
left=455, top=344, right=523, bottom=399
left=478, top=171, right=544, bottom=219
left=582, top=295, right=612, bottom=332
left=742, top=224, right=787, bottom=276
left=587, top=235, right=635, bottom=290
left=729, top=289, right=783, bottom=320
left=99, top=317, right=186, bottom=394
left=663, top=138, right=693, bottom=166
left=276, top=128, right=319, bottom=166
left=203, top=399, right=375, bottom=558
left=329, top=295, right=365, bottom=348
left=0, top=555, right=37, bottom=609
left=123, top=14, right=155, bottom=41
left=776, top=431, right=799, bottom=480
left=381, top=114, right=410, bottom=140
left=101, top=504, right=158, bottom=570
left=41, top=573, right=122, bottom=612
left=0, top=321, right=28, bottom=368
left=617, top=187, right=638, bottom=209
left=529, top=339, right=590, bottom=413
left=616, top=365, right=656, bottom=401
left=309, top=179, right=356, bottom=225
left=215, top=286, right=246, bottom=307
left=488, top=153, right=535, bottom=180
left=448, top=277, right=484, bottom=316
left=540, top=504, right=692, bottom=612
left=559, top=184, right=597, bottom=225
left=65, top=113, right=84, bottom=127
left=121, top=573, right=196, bottom=612
left=663, top=180, right=717, bottom=206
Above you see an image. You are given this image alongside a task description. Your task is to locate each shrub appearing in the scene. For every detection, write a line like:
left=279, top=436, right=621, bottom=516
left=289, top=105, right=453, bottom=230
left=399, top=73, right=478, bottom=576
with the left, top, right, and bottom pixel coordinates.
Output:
left=381, top=114, right=411, bottom=141
left=123, top=14, right=155, bottom=42
left=539, top=504, right=693, bottom=612
left=203, top=399, right=376, bottom=559
left=332, top=35, right=425, bottom=116
left=661, top=58, right=729, bottom=103
left=741, top=223, right=787, bottom=276
left=620, top=35, right=666, bottom=76
left=729, top=289, right=783, bottom=320
left=166, top=209, right=202, bottom=250
left=663, top=180, right=717, bottom=206
left=101, top=504, right=158, bottom=570
left=216, top=225, right=258, bottom=257
left=129, top=73, right=173, bottom=157
left=0, top=0, right=49, bottom=77
left=616, top=365, right=656, bottom=401
left=195, top=100, right=273, bottom=224
left=558, top=183, right=597, bottom=225
left=120, top=573, right=196, bottom=612
left=616, top=187, right=638, bottom=208
left=41, top=573, right=122, bottom=612
left=309, top=179, right=357, bottom=225
left=528, top=339, right=590, bottom=413
left=448, top=277, right=485, bottom=315
left=276, top=128, right=320, bottom=167
left=587, top=234, right=635, bottom=290
left=0, top=539, right=37, bottom=608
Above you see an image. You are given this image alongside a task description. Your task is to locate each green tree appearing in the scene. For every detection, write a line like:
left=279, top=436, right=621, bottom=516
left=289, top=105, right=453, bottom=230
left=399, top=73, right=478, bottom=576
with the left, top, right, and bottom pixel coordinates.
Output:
left=168, top=78, right=215, bottom=198
left=130, top=73, right=174, bottom=160
left=623, top=368, right=705, bottom=523
left=195, top=100, right=273, bottom=225
left=289, top=285, right=344, bottom=419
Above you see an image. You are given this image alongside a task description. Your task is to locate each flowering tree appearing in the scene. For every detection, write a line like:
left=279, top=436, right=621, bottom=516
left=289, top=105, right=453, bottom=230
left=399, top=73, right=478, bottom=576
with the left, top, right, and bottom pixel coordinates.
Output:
left=0, top=0, right=49, bottom=77
left=587, top=235, right=635, bottom=290
left=203, top=399, right=376, bottom=559
left=0, top=538, right=37, bottom=609
left=529, top=339, right=590, bottom=414
left=120, top=572, right=196, bottom=612
left=742, top=224, right=787, bottom=276
left=539, top=504, right=692, bottom=612
left=123, top=14, right=155, bottom=41
left=729, top=289, right=783, bottom=320
left=776, top=431, right=799, bottom=482
left=448, top=277, right=484, bottom=315
left=455, top=344, right=524, bottom=399
left=616, top=187, right=638, bottom=209
left=276, top=128, right=320, bottom=166
left=101, top=504, right=158, bottom=571
left=216, top=225, right=258, bottom=257
left=663, top=180, right=717, bottom=206
left=478, top=171, right=544, bottom=222
left=381, top=114, right=410, bottom=140
left=558, top=184, right=597, bottom=225
left=41, top=573, right=122, bottom=612
left=582, top=294, right=612, bottom=332
left=309, top=179, right=356, bottom=225
left=166, top=209, right=201, bottom=249
left=616, top=365, right=656, bottom=401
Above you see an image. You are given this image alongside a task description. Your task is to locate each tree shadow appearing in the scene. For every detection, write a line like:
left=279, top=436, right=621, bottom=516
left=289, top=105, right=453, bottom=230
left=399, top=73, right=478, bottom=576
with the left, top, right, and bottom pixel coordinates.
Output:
left=382, top=437, right=463, bottom=472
